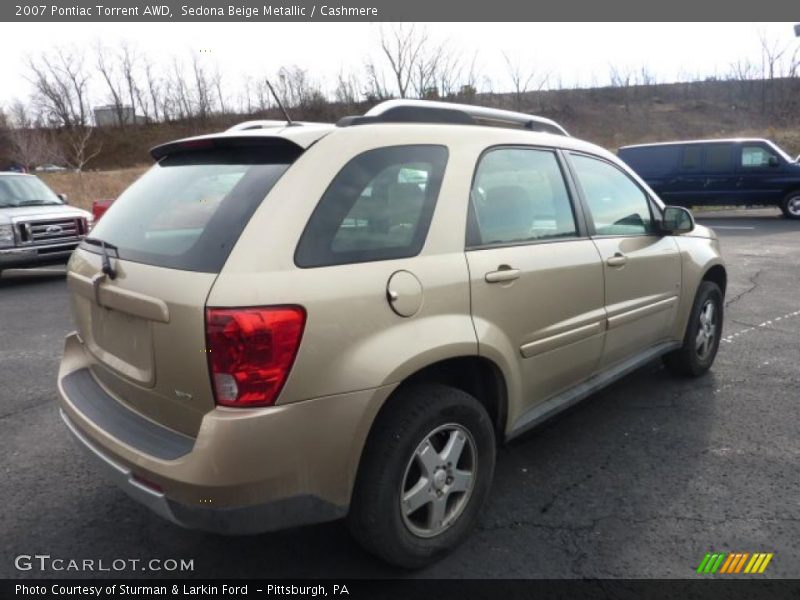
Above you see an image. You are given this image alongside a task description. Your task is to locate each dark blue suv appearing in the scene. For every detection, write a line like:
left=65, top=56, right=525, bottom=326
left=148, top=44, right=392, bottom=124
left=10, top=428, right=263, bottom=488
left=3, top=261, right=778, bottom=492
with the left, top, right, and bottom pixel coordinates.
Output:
left=618, top=139, right=800, bottom=219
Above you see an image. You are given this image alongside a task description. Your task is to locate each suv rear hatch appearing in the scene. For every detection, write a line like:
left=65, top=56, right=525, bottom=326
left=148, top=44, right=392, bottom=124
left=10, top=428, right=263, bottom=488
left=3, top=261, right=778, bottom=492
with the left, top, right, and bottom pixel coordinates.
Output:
left=66, top=137, right=305, bottom=437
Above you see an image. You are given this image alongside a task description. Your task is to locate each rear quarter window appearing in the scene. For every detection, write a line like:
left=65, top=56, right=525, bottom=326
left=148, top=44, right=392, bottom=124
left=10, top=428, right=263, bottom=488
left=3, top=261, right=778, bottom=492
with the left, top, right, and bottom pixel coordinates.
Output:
left=295, top=145, right=448, bottom=268
left=82, top=144, right=301, bottom=272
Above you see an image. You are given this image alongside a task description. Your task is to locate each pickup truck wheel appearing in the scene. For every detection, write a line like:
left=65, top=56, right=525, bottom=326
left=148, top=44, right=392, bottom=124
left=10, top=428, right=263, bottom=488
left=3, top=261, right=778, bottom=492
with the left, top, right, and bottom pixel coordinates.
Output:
left=348, top=384, right=495, bottom=569
left=664, top=281, right=723, bottom=377
left=780, top=192, right=800, bottom=219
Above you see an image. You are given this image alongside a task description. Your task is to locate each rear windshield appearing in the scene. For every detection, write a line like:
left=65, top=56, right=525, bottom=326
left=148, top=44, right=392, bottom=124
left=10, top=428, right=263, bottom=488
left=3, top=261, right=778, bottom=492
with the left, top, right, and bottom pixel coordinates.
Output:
left=82, top=144, right=301, bottom=272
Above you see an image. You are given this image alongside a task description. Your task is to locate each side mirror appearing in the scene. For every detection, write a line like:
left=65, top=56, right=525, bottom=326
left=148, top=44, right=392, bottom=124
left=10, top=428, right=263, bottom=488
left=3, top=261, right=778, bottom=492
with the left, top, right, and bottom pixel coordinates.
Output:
left=662, top=206, right=694, bottom=234
left=768, top=156, right=780, bottom=167
left=57, top=193, right=68, bottom=204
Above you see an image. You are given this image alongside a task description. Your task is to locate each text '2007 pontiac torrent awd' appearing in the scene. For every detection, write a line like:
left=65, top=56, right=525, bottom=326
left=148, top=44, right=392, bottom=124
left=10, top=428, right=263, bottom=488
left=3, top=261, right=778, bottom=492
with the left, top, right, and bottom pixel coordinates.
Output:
left=57, top=100, right=726, bottom=568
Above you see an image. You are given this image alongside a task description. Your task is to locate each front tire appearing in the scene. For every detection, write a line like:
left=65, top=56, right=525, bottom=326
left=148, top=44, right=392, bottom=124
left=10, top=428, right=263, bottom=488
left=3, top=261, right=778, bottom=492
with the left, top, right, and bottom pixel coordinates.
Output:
left=664, top=281, right=723, bottom=376
left=780, top=191, right=800, bottom=219
left=348, top=384, right=496, bottom=568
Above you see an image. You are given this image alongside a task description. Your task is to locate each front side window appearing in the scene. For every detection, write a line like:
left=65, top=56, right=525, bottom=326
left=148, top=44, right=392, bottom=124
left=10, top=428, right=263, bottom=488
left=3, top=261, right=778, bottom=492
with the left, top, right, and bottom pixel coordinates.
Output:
left=571, top=154, right=654, bottom=236
left=741, top=145, right=777, bottom=168
left=469, top=148, right=577, bottom=246
left=295, top=145, right=448, bottom=268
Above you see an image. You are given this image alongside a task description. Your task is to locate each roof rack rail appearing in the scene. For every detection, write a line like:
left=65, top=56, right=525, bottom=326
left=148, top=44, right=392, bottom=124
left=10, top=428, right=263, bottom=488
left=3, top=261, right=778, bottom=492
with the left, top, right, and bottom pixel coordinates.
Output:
left=337, top=99, right=569, bottom=136
left=226, top=120, right=303, bottom=131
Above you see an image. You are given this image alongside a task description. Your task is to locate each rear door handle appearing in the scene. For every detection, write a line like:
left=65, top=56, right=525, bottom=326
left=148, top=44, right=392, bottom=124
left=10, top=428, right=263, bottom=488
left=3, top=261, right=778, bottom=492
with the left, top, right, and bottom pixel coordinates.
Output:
left=606, top=253, right=628, bottom=267
left=485, top=267, right=521, bottom=283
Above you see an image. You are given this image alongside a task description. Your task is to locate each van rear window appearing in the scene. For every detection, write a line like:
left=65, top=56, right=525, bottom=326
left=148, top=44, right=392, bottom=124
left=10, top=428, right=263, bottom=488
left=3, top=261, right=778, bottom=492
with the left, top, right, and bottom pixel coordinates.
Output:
left=82, top=144, right=301, bottom=272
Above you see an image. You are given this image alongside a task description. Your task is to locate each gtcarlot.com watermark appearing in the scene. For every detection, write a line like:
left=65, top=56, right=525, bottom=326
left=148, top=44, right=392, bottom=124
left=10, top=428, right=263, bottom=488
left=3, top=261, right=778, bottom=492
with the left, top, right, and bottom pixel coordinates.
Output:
left=14, top=554, right=194, bottom=573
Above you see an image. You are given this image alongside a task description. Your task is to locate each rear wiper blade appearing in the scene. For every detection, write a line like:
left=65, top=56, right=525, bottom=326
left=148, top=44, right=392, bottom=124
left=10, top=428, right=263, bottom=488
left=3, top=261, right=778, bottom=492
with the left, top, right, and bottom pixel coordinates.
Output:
left=84, top=236, right=119, bottom=280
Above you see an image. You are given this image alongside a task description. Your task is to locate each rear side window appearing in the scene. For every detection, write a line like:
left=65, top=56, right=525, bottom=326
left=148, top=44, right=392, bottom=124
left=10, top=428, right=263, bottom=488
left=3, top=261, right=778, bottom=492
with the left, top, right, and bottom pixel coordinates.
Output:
left=83, top=144, right=301, bottom=272
left=469, top=147, right=577, bottom=246
left=704, top=143, right=734, bottom=173
left=295, top=145, right=448, bottom=268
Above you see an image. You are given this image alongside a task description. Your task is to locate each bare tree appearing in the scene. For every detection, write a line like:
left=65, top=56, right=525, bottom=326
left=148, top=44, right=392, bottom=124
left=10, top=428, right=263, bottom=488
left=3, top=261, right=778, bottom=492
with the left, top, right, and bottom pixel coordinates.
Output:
left=758, top=30, right=788, bottom=115
left=144, top=60, right=162, bottom=122
left=63, top=126, right=102, bottom=171
left=364, top=60, right=391, bottom=102
left=96, top=43, right=128, bottom=126
left=6, top=101, right=64, bottom=167
left=379, top=24, right=427, bottom=98
left=334, top=70, right=362, bottom=107
left=608, top=64, right=635, bottom=112
left=191, top=55, right=213, bottom=119
left=120, top=43, right=140, bottom=124
left=212, top=67, right=226, bottom=115
left=26, top=47, right=91, bottom=128
left=170, top=58, right=193, bottom=119
left=503, top=52, right=549, bottom=111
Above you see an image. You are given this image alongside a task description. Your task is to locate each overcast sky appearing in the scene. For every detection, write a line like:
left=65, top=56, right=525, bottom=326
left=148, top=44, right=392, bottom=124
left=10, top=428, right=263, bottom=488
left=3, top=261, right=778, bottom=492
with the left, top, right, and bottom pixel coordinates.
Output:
left=0, top=22, right=797, bottom=107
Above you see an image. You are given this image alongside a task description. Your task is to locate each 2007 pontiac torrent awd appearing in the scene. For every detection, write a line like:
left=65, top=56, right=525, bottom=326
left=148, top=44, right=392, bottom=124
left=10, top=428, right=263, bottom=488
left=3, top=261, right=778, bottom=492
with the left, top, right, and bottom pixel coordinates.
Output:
left=58, top=100, right=726, bottom=568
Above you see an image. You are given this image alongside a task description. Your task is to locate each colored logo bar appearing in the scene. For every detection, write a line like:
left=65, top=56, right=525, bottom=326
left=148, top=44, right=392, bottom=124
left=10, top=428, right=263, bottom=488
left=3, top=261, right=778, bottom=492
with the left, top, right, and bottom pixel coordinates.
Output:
left=696, top=552, right=773, bottom=574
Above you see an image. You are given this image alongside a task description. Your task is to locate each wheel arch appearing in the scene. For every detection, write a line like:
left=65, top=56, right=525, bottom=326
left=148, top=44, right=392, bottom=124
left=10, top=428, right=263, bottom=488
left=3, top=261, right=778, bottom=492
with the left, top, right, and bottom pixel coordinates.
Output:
left=702, top=263, right=727, bottom=296
left=348, top=355, right=509, bottom=505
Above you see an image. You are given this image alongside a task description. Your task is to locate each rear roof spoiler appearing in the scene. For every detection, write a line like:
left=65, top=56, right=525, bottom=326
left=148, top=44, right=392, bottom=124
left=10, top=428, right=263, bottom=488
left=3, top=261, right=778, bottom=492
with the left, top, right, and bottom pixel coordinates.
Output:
left=150, top=135, right=303, bottom=161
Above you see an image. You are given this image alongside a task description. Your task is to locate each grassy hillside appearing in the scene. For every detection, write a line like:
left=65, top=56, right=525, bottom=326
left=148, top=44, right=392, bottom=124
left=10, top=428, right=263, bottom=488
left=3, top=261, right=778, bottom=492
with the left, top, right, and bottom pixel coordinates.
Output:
left=32, top=77, right=800, bottom=207
left=39, top=167, right=147, bottom=210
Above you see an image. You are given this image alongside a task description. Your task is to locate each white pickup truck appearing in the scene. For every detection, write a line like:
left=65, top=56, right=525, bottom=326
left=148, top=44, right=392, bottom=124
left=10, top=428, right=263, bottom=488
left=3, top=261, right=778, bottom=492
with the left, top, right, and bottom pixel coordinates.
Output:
left=0, top=173, right=92, bottom=277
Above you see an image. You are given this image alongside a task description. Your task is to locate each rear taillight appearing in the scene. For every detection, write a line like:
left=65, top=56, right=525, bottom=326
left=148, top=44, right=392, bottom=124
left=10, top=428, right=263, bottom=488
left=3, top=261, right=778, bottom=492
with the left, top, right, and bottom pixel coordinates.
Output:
left=205, top=306, right=306, bottom=408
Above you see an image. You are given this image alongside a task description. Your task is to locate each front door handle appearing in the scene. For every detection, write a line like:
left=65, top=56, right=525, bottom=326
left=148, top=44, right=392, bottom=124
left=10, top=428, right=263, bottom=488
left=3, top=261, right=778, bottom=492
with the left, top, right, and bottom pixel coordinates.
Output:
left=606, top=252, right=628, bottom=267
left=485, top=266, right=521, bottom=283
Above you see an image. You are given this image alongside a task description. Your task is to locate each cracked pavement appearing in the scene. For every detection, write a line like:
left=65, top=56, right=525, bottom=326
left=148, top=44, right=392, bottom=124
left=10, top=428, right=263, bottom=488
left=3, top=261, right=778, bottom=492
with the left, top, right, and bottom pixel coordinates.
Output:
left=1, top=207, right=798, bottom=579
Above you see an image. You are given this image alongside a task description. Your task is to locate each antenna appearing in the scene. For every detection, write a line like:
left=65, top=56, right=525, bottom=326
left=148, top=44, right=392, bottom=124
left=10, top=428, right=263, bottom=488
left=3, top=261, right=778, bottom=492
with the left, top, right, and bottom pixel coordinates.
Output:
left=265, top=79, right=294, bottom=126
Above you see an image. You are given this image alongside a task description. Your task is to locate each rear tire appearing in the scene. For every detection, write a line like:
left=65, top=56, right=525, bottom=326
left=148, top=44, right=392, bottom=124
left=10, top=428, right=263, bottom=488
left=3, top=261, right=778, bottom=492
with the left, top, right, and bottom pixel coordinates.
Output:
left=348, top=384, right=495, bottom=569
left=780, top=191, right=800, bottom=219
left=664, top=281, right=723, bottom=377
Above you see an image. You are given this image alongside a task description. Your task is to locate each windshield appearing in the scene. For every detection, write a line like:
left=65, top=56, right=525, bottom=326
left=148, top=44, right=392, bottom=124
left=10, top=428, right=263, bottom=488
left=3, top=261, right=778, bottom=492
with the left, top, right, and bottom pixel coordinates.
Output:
left=83, top=144, right=302, bottom=272
left=0, top=176, right=63, bottom=207
left=764, top=140, right=795, bottom=163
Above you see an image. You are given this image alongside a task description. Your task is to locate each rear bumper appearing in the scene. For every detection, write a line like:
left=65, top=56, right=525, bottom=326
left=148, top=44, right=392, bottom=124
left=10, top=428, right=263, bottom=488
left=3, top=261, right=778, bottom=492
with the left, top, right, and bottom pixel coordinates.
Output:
left=0, top=243, right=78, bottom=269
left=57, top=332, right=393, bottom=534
left=59, top=408, right=344, bottom=534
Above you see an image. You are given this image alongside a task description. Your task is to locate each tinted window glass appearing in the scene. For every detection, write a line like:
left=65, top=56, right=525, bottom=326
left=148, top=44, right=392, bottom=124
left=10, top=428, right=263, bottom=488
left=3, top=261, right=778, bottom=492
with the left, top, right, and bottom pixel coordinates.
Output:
left=469, top=148, right=576, bottom=246
left=83, top=145, right=300, bottom=272
left=571, top=154, right=653, bottom=236
left=704, top=144, right=734, bottom=172
left=618, top=145, right=680, bottom=176
left=741, top=145, right=777, bottom=167
left=295, top=145, right=447, bottom=268
left=681, top=145, right=703, bottom=171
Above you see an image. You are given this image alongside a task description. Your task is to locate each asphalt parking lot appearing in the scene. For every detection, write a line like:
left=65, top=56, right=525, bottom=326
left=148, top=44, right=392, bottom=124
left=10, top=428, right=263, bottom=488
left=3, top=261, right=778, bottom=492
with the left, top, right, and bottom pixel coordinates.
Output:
left=1, top=207, right=798, bottom=579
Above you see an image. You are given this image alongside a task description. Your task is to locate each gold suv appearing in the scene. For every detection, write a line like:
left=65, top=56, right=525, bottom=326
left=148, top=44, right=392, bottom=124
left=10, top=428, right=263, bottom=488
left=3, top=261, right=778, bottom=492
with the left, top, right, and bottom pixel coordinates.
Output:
left=58, top=100, right=726, bottom=568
